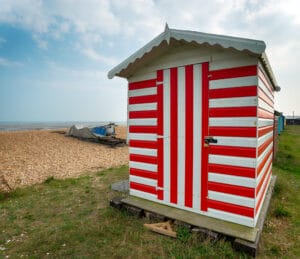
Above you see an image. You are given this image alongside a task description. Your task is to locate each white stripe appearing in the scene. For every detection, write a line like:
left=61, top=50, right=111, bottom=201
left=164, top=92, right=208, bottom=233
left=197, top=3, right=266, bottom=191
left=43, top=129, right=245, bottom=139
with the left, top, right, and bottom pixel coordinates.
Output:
left=208, top=191, right=255, bottom=208
left=258, top=131, right=273, bottom=146
left=210, top=117, right=257, bottom=127
left=128, top=103, right=157, bottom=112
left=258, top=98, right=274, bottom=113
left=258, top=78, right=274, bottom=101
left=129, top=161, right=157, bottom=172
left=258, top=118, right=273, bottom=127
left=256, top=166, right=272, bottom=208
left=163, top=69, right=171, bottom=204
left=209, top=97, right=257, bottom=108
left=210, top=136, right=256, bottom=148
left=210, top=76, right=257, bottom=90
left=177, top=66, right=185, bottom=207
left=129, top=175, right=157, bottom=187
left=193, top=64, right=201, bottom=211
left=209, top=154, right=256, bottom=168
left=129, top=133, right=157, bottom=141
left=208, top=208, right=254, bottom=227
left=256, top=153, right=272, bottom=185
left=208, top=173, right=256, bottom=188
left=129, top=118, right=157, bottom=126
left=257, top=142, right=273, bottom=166
left=130, top=189, right=157, bottom=201
left=128, top=87, right=157, bottom=97
left=129, top=147, right=157, bottom=157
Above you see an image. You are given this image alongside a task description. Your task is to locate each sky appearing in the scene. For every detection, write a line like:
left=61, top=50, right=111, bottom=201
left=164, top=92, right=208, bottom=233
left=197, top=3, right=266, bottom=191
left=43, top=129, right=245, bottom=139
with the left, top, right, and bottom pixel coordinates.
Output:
left=0, top=0, right=299, bottom=122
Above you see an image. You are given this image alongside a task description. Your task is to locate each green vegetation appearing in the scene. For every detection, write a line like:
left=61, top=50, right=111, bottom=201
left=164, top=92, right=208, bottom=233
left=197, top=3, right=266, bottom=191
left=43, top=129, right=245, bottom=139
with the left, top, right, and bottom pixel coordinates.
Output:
left=1, top=126, right=300, bottom=258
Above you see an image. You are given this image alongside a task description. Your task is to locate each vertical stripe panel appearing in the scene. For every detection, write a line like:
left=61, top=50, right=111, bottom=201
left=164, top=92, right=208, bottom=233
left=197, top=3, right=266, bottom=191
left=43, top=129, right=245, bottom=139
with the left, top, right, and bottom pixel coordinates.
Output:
left=177, top=67, right=186, bottom=207
left=193, top=64, right=202, bottom=211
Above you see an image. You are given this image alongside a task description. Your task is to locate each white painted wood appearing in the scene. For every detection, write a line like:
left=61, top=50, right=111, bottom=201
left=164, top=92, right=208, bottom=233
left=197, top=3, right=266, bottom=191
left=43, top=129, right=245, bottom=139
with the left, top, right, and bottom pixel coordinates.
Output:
left=193, top=64, right=202, bottom=211
left=258, top=118, right=273, bottom=127
left=129, top=133, right=157, bottom=141
left=209, top=96, right=257, bottom=108
left=258, top=78, right=274, bottom=101
left=129, top=118, right=157, bottom=126
left=256, top=153, right=272, bottom=185
left=128, top=71, right=157, bottom=83
left=163, top=69, right=171, bottom=204
left=258, top=98, right=274, bottom=113
left=257, top=142, right=273, bottom=165
left=208, top=172, right=256, bottom=188
left=210, top=136, right=256, bottom=148
left=129, top=175, right=157, bottom=187
left=208, top=208, right=254, bottom=227
left=130, top=189, right=157, bottom=201
left=208, top=191, right=255, bottom=208
left=258, top=131, right=273, bottom=146
left=128, top=103, right=157, bottom=112
left=209, top=76, right=257, bottom=90
left=256, top=166, right=272, bottom=207
left=210, top=56, right=257, bottom=71
left=177, top=66, right=186, bottom=207
left=129, top=147, right=157, bottom=157
left=209, top=154, right=256, bottom=168
left=209, top=117, right=257, bottom=127
left=129, top=161, right=157, bottom=172
left=128, top=87, right=157, bottom=97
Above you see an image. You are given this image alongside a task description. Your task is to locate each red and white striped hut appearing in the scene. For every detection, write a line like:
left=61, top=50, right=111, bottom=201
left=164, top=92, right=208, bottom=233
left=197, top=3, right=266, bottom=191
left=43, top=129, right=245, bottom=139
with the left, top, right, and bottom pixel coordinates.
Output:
left=108, top=25, right=280, bottom=227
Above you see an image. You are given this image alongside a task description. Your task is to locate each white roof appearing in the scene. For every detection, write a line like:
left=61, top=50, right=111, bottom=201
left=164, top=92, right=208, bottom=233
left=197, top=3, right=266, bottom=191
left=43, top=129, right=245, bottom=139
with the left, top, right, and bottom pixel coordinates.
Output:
left=108, top=25, right=278, bottom=89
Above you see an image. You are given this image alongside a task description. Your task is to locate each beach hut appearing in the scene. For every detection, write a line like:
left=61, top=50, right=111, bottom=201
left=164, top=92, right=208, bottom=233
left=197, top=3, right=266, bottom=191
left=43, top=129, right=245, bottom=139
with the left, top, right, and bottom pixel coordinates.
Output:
left=108, top=25, right=280, bottom=227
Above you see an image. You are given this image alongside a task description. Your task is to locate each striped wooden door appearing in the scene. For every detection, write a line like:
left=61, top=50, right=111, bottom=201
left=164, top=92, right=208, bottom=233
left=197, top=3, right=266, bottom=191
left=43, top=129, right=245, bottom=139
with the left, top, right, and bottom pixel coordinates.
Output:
left=157, top=63, right=209, bottom=212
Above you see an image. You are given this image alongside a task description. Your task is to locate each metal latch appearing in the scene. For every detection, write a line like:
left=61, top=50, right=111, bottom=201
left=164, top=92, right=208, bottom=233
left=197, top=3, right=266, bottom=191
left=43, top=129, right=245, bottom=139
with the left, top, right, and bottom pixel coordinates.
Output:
left=204, top=136, right=218, bottom=144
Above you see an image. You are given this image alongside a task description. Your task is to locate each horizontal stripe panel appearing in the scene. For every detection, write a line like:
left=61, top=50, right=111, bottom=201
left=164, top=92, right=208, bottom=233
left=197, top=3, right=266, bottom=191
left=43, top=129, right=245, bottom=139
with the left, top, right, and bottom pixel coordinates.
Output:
left=129, top=110, right=157, bottom=119
left=208, top=190, right=255, bottom=208
left=257, top=142, right=273, bottom=167
left=257, top=148, right=272, bottom=175
left=256, top=167, right=272, bottom=211
left=208, top=163, right=255, bottom=178
left=258, top=78, right=273, bottom=101
left=130, top=168, right=157, bottom=179
left=130, top=189, right=157, bottom=201
left=208, top=181, right=255, bottom=197
left=208, top=173, right=256, bottom=188
left=258, top=125, right=273, bottom=137
left=129, top=79, right=156, bottom=90
left=209, top=65, right=257, bottom=80
left=209, top=85, right=257, bottom=99
left=258, top=108, right=274, bottom=119
left=130, top=182, right=157, bottom=195
left=129, top=95, right=157, bottom=105
left=129, top=133, right=157, bottom=141
left=210, top=136, right=256, bottom=148
left=258, top=88, right=274, bottom=107
left=258, top=136, right=273, bottom=156
left=209, top=145, right=256, bottom=158
left=128, top=103, right=157, bottom=112
left=257, top=151, right=273, bottom=184
left=256, top=159, right=272, bottom=195
left=128, top=87, right=157, bottom=97
left=209, top=107, right=256, bottom=117
left=209, top=76, right=257, bottom=90
left=258, top=98, right=274, bottom=113
left=209, top=96, right=257, bottom=108
left=130, top=154, right=157, bottom=164
left=258, top=131, right=273, bottom=146
left=209, top=154, right=256, bottom=168
left=208, top=199, right=254, bottom=217
left=129, top=175, right=157, bottom=187
left=129, top=161, right=157, bottom=172
left=129, top=125, right=157, bottom=133
left=129, top=140, right=157, bottom=149
left=128, top=118, right=157, bottom=126
left=258, top=118, right=273, bottom=127
left=258, top=68, right=274, bottom=96
left=210, top=117, right=257, bottom=127
left=210, top=126, right=257, bottom=137
left=129, top=147, right=157, bottom=156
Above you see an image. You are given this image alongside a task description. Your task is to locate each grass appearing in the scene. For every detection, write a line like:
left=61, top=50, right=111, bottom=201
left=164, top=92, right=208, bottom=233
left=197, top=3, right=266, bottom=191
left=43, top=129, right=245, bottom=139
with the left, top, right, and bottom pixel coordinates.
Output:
left=0, top=126, right=300, bottom=258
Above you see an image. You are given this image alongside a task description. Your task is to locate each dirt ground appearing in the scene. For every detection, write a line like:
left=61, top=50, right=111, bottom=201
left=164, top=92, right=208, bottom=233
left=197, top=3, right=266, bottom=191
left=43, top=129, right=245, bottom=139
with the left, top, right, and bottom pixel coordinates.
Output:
left=0, top=126, right=128, bottom=191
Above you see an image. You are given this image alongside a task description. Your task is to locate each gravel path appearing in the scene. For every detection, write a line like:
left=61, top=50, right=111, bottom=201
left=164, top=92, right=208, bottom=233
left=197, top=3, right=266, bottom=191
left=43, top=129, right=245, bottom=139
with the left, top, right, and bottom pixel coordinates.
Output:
left=0, top=126, right=128, bottom=191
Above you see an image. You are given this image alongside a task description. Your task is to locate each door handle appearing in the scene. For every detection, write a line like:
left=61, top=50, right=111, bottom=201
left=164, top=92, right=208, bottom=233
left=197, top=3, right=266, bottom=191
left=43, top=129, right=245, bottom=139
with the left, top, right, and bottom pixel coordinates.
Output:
left=204, top=136, right=218, bottom=144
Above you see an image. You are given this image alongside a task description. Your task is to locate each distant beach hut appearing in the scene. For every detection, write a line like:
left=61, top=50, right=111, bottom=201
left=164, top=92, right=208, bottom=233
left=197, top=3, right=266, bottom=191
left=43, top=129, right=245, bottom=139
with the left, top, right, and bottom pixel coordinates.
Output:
left=108, top=25, right=280, bottom=227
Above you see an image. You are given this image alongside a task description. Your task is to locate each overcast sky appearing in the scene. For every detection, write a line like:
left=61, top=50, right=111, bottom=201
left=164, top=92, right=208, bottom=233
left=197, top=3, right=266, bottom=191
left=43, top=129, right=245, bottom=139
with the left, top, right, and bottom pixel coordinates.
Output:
left=0, top=0, right=299, bottom=122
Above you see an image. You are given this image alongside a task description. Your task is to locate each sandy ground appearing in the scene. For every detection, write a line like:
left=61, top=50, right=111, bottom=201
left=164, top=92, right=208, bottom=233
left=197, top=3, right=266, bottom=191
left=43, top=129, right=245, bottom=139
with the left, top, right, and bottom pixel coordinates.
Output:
left=0, top=126, right=128, bottom=191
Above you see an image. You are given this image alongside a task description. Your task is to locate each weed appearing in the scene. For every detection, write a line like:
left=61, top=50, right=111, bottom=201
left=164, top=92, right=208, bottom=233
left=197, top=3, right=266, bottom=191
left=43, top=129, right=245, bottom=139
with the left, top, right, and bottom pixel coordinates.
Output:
left=176, top=226, right=191, bottom=243
left=273, top=204, right=291, bottom=218
left=44, top=176, right=54, bottom=184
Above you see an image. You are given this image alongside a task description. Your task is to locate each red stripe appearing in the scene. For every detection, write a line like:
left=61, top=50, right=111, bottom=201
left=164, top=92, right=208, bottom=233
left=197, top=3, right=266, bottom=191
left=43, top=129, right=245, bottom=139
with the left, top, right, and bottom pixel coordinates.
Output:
left=210, top=126, right=257, bottom=137
left=209, top=85, right=257, bottom=99
left=258, top=68, right=274, bottom=96
left=130, top=182, right=157, bottom=195
left=258, top=125, right=273, bottom=137
left=258, top=136, right=273, bottom=157
left=130, top=168, right=157, bottom=180
left=157, top=70, right=164, bottom=200
left=257, top=148, right=272, bottom=176
left=208, top=199, right=254, bottom=217
left=129, top=110, right=157, bottom=119
left=170, top=67, right=178, bottom=204
left=129, top=95, right=157, bottom=105
left=255, top=170, right=272, bottom=213
left=208, top=163, right=255, bottom=178
left=209, top=65, right=257, bottom=80
left=256, top=160, right=272, bottom=196
left=209, top=107, right=257, bottom=117
left=209, top=145, right=256, bottom=158
left=129, top=126, right=157, bottom=133
left=130, top=154, right=157, bottom=164
left=129, top=140, right=157, bottom=149
left=257, top=108, right=274, bottom=119
left=201, top=62, right=209, bottom=211
left=208, top=181, right=255, bottom=198
left=258, top=89, right=273, bottom=108
left=129, top=79, right=156, bottom=90
left=185, top=65, right=194, bottom=208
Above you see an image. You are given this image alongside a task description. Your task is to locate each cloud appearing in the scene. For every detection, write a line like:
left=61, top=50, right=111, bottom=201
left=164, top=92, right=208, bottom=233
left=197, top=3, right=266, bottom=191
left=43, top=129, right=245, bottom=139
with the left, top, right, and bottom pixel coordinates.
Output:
left=0, top=56, right=22, bottom=67
left=0, top=37, right=6, bottom=46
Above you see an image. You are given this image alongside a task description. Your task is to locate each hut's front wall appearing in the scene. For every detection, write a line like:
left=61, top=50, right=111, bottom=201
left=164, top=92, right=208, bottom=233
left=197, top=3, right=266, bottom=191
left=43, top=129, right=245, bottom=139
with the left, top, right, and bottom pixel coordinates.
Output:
left=127, top=45, right=274, bottom=227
